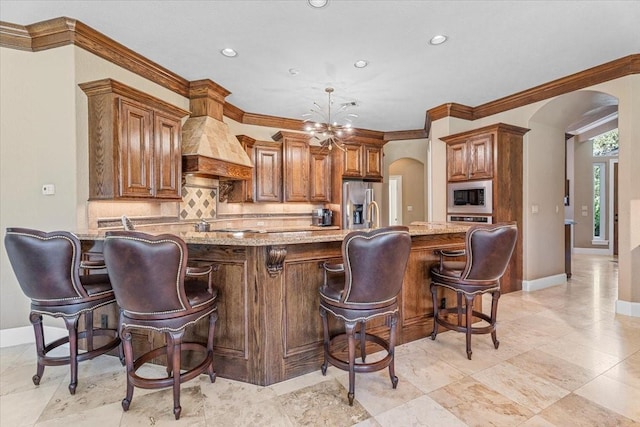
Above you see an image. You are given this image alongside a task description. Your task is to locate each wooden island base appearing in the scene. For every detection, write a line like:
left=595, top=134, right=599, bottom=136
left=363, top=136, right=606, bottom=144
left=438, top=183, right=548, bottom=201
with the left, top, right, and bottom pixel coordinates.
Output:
left=83, top=226, right=467, bottom=386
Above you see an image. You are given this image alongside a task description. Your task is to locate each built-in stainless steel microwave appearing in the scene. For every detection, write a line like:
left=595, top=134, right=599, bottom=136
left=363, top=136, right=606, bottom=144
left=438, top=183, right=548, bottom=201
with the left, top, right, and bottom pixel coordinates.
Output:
left=447, top=179, right=493, bottom=215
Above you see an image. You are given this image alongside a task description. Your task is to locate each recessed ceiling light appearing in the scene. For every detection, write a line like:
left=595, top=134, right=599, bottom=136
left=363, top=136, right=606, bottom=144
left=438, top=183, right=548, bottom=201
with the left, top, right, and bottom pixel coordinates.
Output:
left=354, top=60, right=368, bottom=69
left=220, top=48, right=238, bottom=57
left=289, top=68, right=300, bottom=76
left=308, top=0, right=328, bottom=8
left=429, top=34, right=448, bottom=45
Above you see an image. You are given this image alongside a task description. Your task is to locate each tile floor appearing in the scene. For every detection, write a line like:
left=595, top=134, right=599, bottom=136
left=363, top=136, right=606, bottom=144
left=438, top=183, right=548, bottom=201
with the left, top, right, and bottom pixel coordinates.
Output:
left=1, top=254, right=638, bottom=426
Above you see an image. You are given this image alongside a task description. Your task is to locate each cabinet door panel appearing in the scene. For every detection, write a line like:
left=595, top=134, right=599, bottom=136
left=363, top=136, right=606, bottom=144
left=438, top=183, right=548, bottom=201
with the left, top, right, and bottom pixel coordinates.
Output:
left=364, top=145, right=382, bottom=179
left=343, top=144, right=363, bottom=177
left=120, top=100, right=153, bottom=197
left=468, top=134, right=493, bottom=180
left=284, top=139, right=310, bottom=202
left=255, top=145, right=282, bottom=202
left=446, top=142, right=468, bottom=182
left=154, top=113, right=182, bottom=199
left=309, top=148, right=331, bottom=202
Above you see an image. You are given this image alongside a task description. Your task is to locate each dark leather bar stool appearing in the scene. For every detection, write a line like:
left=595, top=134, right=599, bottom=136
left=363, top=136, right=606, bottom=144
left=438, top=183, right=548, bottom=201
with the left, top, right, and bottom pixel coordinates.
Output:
left=121, top=215, right=215, bottom=282
left=430, top=223, right=518, bottom=360
left=4, top=228, right=121, bottom=395
left=319, top=226, right=411, bottom=405
left=103, top=231, right=217, bottom=420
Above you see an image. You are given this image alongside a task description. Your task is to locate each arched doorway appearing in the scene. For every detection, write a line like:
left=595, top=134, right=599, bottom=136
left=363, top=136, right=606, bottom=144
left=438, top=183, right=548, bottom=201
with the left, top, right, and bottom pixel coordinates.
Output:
left=388, top=158, right=425, bottom=225
left=526, top=90, right=618, bottom=287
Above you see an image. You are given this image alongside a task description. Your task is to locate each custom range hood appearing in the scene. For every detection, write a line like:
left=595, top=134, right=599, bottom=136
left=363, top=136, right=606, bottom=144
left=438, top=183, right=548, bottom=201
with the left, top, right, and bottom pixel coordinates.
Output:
left=182, top=80, right=253, bottom=180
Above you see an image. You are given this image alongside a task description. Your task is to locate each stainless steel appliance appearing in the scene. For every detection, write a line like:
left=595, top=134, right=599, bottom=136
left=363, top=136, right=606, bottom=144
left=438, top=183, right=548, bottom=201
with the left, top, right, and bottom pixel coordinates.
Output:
left=342, top=180, right=383, bottom=229
left=312, top=208, right=333, bottom=226
left=447, top=179, right=493, bottom=215
left=447, top=214, right=493, bottom=224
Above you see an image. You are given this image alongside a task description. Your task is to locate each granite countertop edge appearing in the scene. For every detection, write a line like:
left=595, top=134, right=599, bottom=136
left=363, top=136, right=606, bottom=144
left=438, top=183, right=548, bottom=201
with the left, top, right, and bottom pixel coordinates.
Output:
left=76, top=223, right=469, bottom=246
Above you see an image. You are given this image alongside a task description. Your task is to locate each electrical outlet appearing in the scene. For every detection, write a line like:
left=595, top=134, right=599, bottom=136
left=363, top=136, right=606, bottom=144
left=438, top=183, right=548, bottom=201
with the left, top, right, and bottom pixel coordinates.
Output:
left=42, top=184, right=55, bottom=195
left=101, top=314, right=108, bottom=329
left=440, top=297, right=446, bottom=309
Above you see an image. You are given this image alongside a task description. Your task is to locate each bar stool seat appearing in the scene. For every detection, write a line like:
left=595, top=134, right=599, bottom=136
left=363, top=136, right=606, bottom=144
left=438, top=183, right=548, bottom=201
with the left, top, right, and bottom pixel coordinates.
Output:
left=103, top=231, right=217, bottom=420
left=319, top=226, right=411, bottom=405
left=430, top=223, right=518, bottom=360
left=4, top=228, right=121, bottom=395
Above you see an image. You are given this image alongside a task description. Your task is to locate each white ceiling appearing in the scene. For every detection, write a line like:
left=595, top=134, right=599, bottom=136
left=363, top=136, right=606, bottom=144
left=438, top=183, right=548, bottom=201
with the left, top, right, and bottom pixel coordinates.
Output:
left=1, top=0, right=638, bottom=132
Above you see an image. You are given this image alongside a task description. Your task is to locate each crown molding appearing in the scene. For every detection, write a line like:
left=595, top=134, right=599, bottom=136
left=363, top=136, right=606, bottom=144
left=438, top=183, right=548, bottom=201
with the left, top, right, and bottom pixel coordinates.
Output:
left=1, top=17, right=190, bottom=97
left=428, top=54, right=639, bottom=122
left=2, top=17, right=637, bottom=138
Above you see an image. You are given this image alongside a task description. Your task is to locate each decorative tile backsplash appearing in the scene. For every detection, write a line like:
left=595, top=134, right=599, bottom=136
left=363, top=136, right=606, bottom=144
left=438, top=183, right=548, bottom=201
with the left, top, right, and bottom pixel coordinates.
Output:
left=180, top=186, right=217, bottom=220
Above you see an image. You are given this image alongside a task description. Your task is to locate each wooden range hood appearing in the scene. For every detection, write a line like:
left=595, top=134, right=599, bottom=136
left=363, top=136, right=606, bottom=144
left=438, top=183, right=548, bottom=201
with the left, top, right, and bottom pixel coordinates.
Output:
left=182, top=80, right=253, bottom=180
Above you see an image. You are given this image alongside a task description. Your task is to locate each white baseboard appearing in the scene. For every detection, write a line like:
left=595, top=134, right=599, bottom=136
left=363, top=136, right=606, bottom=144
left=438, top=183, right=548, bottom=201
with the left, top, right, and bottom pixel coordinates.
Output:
left=615, top=300, right=640, bottom=317
left=0, top=326, right=67, bottom=348
left=573, top=247, right=611, bottom=256
left=522, top=273, right=567, bottom=292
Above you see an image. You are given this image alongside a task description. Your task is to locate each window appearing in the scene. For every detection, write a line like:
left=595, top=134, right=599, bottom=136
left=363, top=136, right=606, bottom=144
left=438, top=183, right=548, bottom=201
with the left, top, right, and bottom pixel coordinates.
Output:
left=589, top=129, right=617, bottom=244
left=593, top=163, right=605, bottom=240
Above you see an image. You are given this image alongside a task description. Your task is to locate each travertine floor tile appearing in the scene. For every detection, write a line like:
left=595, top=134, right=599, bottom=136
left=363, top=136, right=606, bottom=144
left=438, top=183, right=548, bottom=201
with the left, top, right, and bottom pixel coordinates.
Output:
left=277, top=379, right=370, bottom=426
left=472, top=362, right=570, bottom=413
left=604, top=350, right=640, bottom=390
left=574, top=375, right=640, bottom=422
left=428, top=376, right=534, bottom=426
left=373, top=395, right=466, bottom=427
left=537, top=393, right=637, bottom=426
left=0, top=383, right=58, bottom=427
left=505, top=349, right=598, bottom=392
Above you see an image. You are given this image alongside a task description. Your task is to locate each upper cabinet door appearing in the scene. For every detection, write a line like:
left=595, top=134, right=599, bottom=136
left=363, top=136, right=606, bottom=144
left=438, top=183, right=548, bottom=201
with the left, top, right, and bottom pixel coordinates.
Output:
left=467, top=134, right=493, bottom=180
left=283, top=137, right=310, bottom=202
left=153, top=112, right=182, bottom=199
left=446, top=141, right=468, bottom=182
left=255, top=144, right=282, bottom=202
left=342, top=143, right=363, bottom=177
left=119, top=99, right=154, bottom=198
left=310, top=147, right=331, bottom=202
left=364, top=145, right=382, bottom=179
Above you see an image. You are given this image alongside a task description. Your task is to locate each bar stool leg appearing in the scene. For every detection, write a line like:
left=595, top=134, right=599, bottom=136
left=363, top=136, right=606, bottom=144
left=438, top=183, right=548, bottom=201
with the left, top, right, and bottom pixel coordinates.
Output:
left=29, top=313, right=46, bottom=386
left=345, top=321, right=357, bottom=406
left=63, top=316, right=79, bottom=395
left=207, top=312, right=217, bottom=383
left=464, top=294, right=474, bottom=360
left=359, top=321, right=367, bottom=362
left=121, top=329, right=134, bottom=412
left=430, top=283, right=439, bottom=340
left=319, top=307, right=330, bottom=375
left=167, top=330, right=185, bottom=420
left=388, top=313, right=399, bottom=389
left=491, top=290, right=501, bottom=349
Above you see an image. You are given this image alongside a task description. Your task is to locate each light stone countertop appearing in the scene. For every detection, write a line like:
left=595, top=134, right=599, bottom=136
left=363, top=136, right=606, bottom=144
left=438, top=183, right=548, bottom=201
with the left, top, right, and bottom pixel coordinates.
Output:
left=75, top=222, right=469, bottom=247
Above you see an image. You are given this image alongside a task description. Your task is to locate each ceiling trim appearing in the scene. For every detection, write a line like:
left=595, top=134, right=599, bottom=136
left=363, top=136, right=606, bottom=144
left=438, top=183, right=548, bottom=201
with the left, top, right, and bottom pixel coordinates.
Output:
left=428, top=55, right=640, bottom=122
left=2, top=17, right=637, bottom=139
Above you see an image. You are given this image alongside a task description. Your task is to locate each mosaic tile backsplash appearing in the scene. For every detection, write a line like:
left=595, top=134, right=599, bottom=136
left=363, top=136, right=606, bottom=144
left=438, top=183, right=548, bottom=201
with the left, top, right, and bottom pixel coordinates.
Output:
left=180, top=186, right=217, bottom=220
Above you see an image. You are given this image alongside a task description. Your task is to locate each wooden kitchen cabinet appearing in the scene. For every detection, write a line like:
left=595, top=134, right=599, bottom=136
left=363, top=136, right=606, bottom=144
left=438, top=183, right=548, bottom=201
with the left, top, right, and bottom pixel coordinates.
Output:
left=445, top=133, right=493, bottom=182
left=80, top=79, right=188, bottom=200
left=280, top=132, right=310, bottom=202
left=309, top=146, right=331, bottom=202
left=341, top=142, right=383, bottom=181
left=441, top=123, right=529, bottom=293
left=225, top=135, right=256, bottom=203
left=254, top=141, right=282, bottom=202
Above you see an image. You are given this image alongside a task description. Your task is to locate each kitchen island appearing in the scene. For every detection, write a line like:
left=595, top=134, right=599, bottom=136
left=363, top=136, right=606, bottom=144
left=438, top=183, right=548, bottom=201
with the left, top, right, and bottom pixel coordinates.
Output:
left=79, top=223, right=468, bottom=385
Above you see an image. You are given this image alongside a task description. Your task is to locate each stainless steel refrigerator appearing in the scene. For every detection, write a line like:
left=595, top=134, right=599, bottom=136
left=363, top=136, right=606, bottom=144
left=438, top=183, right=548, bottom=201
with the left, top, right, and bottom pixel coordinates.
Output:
left=342, top=180, right=384, bottom=229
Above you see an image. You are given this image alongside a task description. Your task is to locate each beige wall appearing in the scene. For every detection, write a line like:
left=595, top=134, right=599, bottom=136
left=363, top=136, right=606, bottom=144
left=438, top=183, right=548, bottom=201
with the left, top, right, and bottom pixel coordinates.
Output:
left=0, top=45, right=191, bottom=331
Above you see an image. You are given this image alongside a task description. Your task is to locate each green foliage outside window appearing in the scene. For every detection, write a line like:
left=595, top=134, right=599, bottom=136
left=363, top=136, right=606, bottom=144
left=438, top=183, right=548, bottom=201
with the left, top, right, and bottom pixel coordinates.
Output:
left=591, top=129, right=618, bottom=239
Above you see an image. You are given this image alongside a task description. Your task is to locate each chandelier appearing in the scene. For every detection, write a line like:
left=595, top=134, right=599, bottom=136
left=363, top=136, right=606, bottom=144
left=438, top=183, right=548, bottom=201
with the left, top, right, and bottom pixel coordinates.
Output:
left=303, top=87, right=358, bottom=151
